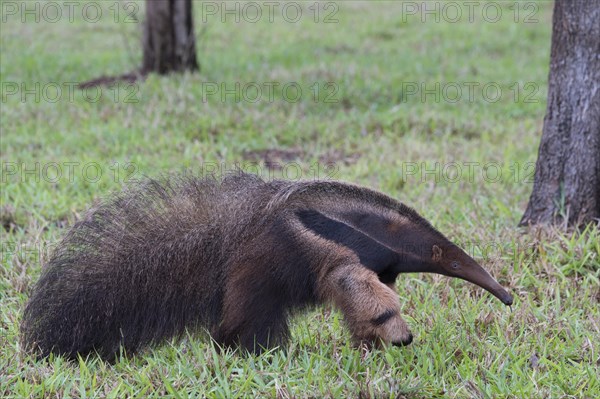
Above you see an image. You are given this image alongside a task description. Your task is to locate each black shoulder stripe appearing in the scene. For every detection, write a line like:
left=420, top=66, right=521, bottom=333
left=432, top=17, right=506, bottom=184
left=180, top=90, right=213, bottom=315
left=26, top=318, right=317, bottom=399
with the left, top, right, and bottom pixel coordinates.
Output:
left=295, top=209, right=398, bottom=273
left=371, top=309, right=396, bottom=326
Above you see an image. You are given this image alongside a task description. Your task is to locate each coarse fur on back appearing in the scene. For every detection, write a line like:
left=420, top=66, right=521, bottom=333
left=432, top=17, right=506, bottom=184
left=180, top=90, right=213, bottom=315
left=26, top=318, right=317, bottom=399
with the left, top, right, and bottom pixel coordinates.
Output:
left=21, top=172, right=512, bottom=360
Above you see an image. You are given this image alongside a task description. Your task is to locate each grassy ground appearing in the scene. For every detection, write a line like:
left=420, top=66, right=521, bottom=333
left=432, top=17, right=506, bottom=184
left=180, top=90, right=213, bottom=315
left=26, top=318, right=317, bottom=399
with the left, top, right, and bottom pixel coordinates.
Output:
left=1, top=1, right=599, bottom=398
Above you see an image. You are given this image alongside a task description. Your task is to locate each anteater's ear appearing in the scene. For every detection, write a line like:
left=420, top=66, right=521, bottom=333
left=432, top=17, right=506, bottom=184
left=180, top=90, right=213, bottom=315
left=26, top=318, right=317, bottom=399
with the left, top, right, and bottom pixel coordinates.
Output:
left=432, top=245, right=443, bottom=262
left=295, top=209, right=397, bottom=274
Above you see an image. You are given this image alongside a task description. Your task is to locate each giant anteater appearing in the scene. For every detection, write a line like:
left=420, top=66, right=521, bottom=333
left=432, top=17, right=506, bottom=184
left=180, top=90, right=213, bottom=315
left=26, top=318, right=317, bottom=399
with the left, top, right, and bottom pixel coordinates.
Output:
left=21, top=172, right=513, bottom=359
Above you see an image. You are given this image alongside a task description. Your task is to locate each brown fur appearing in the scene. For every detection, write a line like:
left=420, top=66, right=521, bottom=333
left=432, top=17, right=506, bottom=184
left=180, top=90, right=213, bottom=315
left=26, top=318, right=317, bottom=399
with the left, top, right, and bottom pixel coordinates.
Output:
left=21, top=172, right=511, bottom=360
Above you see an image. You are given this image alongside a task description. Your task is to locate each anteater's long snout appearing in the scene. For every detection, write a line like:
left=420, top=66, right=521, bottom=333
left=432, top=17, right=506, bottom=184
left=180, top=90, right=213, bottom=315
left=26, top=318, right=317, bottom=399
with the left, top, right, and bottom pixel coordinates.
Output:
left=488, top=283, right=513, bottom=306
left=461, top=265, right=513, bottom=306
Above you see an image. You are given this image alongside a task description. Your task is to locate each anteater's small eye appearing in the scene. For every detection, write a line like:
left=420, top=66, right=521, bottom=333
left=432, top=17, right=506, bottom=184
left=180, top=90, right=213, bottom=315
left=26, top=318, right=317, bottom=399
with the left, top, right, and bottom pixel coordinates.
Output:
left=451, top=261, right=460, bottom=269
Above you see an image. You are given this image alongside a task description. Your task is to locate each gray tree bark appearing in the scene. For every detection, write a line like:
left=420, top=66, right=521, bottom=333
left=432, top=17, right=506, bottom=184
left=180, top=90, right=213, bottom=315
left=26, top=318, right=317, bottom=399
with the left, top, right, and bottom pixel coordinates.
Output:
left=520, top=0, right=600, bottom=227
left=142, top=0, right=199, bottom=74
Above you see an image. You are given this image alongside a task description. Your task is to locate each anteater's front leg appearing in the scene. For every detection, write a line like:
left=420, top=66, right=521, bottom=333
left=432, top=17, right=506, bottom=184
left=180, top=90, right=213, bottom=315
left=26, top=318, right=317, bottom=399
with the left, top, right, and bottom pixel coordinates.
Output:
left=321, top=264, right=413, bottom=347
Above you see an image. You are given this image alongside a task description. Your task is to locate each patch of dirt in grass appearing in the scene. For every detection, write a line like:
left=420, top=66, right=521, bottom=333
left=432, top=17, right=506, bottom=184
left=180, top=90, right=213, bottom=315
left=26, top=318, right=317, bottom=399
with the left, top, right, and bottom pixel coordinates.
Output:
left=242, top=148, right=304, bottom=170
left=243, top=147, right=360, bottom=171
left=1, top=204, right=20, bottom=231
left=78, top=71, right=146, bottom=89
left=319, top=149, right=361, bottom=166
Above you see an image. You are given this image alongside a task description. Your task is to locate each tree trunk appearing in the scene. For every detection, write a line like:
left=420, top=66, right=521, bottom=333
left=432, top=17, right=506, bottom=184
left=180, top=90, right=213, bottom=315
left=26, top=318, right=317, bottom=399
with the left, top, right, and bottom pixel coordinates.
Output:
left=520, top=1, right=600, bottom=227
left=142, top=0, right=199, bottom=74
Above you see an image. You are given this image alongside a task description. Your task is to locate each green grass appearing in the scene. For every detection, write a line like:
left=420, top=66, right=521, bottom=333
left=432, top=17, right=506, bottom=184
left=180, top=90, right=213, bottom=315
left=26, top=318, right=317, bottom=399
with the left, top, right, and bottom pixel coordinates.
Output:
left=1, top=1, right=599, bottom=398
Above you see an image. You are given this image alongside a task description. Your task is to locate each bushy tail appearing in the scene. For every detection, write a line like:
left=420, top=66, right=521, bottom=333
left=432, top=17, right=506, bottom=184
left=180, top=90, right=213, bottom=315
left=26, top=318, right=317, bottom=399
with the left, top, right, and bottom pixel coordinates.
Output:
left=21, top=176, right=230, bottom=359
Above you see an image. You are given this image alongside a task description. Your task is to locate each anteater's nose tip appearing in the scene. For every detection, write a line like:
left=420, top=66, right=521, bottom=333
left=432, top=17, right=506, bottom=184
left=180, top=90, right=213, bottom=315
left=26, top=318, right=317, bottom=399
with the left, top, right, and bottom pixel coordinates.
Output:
left=502, top=294, right=513, bottom=306
left=393, top=333, right=413, bottom=347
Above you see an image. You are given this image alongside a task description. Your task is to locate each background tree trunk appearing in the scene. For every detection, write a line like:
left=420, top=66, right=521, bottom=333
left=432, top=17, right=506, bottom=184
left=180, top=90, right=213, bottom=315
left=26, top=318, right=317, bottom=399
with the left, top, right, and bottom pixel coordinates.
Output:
left=142, top=0, right=199, bottom=74
left=520, top=0, right=600, bottom=227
